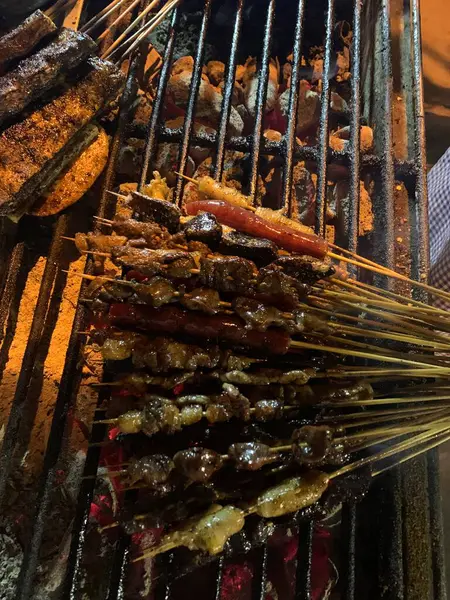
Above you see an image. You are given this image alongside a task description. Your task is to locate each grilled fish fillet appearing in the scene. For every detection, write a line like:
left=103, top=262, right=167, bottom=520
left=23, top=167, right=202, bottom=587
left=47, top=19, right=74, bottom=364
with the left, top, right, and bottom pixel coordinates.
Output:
left=0, top=10, right=56, bottom=74
left=30, top=127, right=110, bottom=216
left=0, top=57, right=124, bottom=219
left=0, top=27, right=97, bottom=124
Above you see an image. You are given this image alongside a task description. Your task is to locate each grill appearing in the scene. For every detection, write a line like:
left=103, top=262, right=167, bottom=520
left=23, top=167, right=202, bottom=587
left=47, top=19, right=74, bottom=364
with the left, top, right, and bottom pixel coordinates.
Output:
left=0, top=0, right=445, bottom=599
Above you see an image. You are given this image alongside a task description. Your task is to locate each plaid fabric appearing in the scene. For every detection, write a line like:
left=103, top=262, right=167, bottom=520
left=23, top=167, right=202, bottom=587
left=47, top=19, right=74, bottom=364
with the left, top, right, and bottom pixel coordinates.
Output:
left=428, top=147, right=450, bottom=309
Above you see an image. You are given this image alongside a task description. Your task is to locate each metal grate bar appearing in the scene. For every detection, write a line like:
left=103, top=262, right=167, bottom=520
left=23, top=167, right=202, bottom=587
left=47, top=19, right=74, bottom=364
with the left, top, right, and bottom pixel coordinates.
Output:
left=248, top=0, right=276, bottom=201
left=427, top=451, right=448, bottom=600
left=314, top=0, right=335, bottom=236
left=251, top=543, right=269, bottom=600
left=212, top=0, right=245, bottom=181
left=106, top=536, right=130, bottom=600
left=376, top=0, right=395, bottom=270
left=15, top=62, right=140, bottom=600
left=340, top=503, right=357, bottom=600
left=294, top=520, right=314, bottom=599
left=410, top=0, right=429, bottom=282
left=174, top=0, right=213, bottom=206
left=281, top=0, right=307, bottom=214
left=0, top=215, right=70, bottom=506
left=139, top=6, right=181, bottom=191
left=347, top=0, right=362, bottom=253
left=214, top=556, right=226, bottom=600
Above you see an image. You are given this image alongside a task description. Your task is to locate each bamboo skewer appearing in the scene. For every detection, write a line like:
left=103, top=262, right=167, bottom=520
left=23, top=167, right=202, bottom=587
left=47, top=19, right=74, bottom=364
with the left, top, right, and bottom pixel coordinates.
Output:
left=96, top=0, right=142, bottom=43
left=80, top=0, right=124, bottom=33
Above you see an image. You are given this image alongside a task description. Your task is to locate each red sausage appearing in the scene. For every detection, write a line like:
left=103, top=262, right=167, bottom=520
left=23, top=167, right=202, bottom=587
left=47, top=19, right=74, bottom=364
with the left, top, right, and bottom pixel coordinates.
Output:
left=185, top=200, right=327, bottom=259
left=108, top=304, right=291, bottom=354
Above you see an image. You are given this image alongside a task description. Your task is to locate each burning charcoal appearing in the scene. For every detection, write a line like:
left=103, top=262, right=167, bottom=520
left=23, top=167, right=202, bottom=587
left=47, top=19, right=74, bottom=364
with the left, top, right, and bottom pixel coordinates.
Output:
left=206, top=60, right=225, bottom=86
left=155, top=142, right=196, bottom=186
left=117, top=137, right=145, bottom=180
left=128, top=454, right=175, bottom=487
left=183, top=212, right=223, bottom=246
left=228, top=442, right=279, bottom=470
left=166, top=117, right=216, bottom=164
left=173, top=448, right=224, bottom=483
left=142, top=397, right=181, bottom=435
left=254, top=399, right=284, bottom=421
left=330, top=91, right=349, bottom=114
left=129, top=192, right=181, bottom=233
left=219, top=231, right=278, bottom=267
left=292, top=426, right=333, bottom=466
left=242, top=57, right=279, bottom=117
left=330, top=125, right=374, bottom=154
left=332, top=180, right=373, bottom=238
left=290, top=164, right=316, bottom=227
left=167, top=71, right=244, bottom=136
left=279, top=80, right=320, bottom=135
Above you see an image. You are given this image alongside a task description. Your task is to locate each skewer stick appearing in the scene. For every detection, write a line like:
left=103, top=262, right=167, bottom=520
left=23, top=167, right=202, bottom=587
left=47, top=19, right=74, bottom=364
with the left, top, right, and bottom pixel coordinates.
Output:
left=111, top=0, right=180, bottom=61
left=289, top=339, right=448, bottom=369
left=328, top=247, right=450, bottom=304
left=106, top=190, right=127, bottom=199
left=174, top=172, right=258, bottom=212
left=333, top=277, right=450, bottom=318
left=372, top=430, right=450, bottom=476
left=330, top=421, right=450, bottom=480
left=325, top=394, right=450, bottom=408
left=97, top=0, right=142, bottom=42
left=81, top=0, right=125, bottom=33
left=101, top=0, right=160, bottom=58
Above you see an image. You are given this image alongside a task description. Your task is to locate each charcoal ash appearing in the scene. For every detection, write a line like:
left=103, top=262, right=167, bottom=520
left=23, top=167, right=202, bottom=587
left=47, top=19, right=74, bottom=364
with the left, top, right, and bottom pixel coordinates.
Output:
left=0, top=530, right=22, bottom=600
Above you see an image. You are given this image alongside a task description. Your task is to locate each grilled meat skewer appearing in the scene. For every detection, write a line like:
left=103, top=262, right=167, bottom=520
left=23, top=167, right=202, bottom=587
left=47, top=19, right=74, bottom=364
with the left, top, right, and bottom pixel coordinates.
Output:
left=0, top=28, right=96, bottom=125
left=133, top=473, right=329, bottom=558
left=0, top=10, right=56, bottom=74
left=88, top=277, right=330, bottom=333
left=0, top=57, right=124, bottom=218
left=109, top=428, right=339, bottom=488
left=101, top=380, right=373, bottom=434
left=108, top=303, right=292, bottom=354
left=99, top=333, right=262, bottom=372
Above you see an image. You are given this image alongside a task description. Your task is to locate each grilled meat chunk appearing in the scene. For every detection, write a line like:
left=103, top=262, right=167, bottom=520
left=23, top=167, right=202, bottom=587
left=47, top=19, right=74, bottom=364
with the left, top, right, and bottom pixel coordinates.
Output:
left=183, top=213, right=222, bottom=247
left=0, top=57, right=124, bottom=218
left=228, top=442, right=278, bottom=471
left=30, top=126, right=110, bottom=216
left=174, top=448, right=224, bottom=483
left=199, top=256, right=256, bottom=294
left=129, top=191, right=181, bottom=233
left=128, top=455, right=174, bottom=487
left=0, top=28, right=96, bottom=125
left=219, top=230, right=278, bottom=267
left=0, top=10, right=56, bottom=74
left=271, top=256, right=335, bottom=284
left=292, top=425, right=334, bottom=466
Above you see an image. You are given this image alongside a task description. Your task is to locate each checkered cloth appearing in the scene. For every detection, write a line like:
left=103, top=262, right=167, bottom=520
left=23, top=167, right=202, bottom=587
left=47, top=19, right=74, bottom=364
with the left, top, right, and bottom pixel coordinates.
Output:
left=428, top=147, right=450, bottom=309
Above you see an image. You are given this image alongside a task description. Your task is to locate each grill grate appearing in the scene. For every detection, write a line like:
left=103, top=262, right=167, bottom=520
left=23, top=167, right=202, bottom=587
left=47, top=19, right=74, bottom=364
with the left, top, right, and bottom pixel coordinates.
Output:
left=0, top=0, right=444, bottom=599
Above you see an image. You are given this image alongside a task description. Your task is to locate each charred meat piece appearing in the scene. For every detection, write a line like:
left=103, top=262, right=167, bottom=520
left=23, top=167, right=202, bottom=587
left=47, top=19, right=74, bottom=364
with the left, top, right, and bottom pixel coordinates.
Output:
left=128, top=455, right=175, bottom=487
left=272, top=256, right=335, bottom=284
left=108, top=303, right=292, bottom=355
left=257, top=267, right=310, bottom=303
left=30, top=126, right=110, bottom=216
left=129, top=192, right=181, bottom=233
left=112, top=218, right=179, bottom=249
left=174, top=448, right=224, bottom=483
left=292, top=425, right=334, bottom=466
left=219, top=231, right=278, bottom=267
left=142, top=396, right=181, bottom=435
left=222, top=368, right=311, bottom=386
left=183, top=213, right=222, bottom=247
left=199, top=256, right=256, bottom=294
left=254, top=399, right=284, bottom=421
left=228, top=442, right=278, bottom=470
left=232, top=297, right=299, bottom=333
left=100, top=332, right=259, bottom=372
left=113, top=247, right=197, bottom=279
left=204, top=384, right=251, bottom=422
left=0, top=57, right=124, bottom=218
left=182, top=288, right=223, bottom=315
left=0, top=28, right=97, bottom=125
left=0, top=10, right=56, bottom=74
